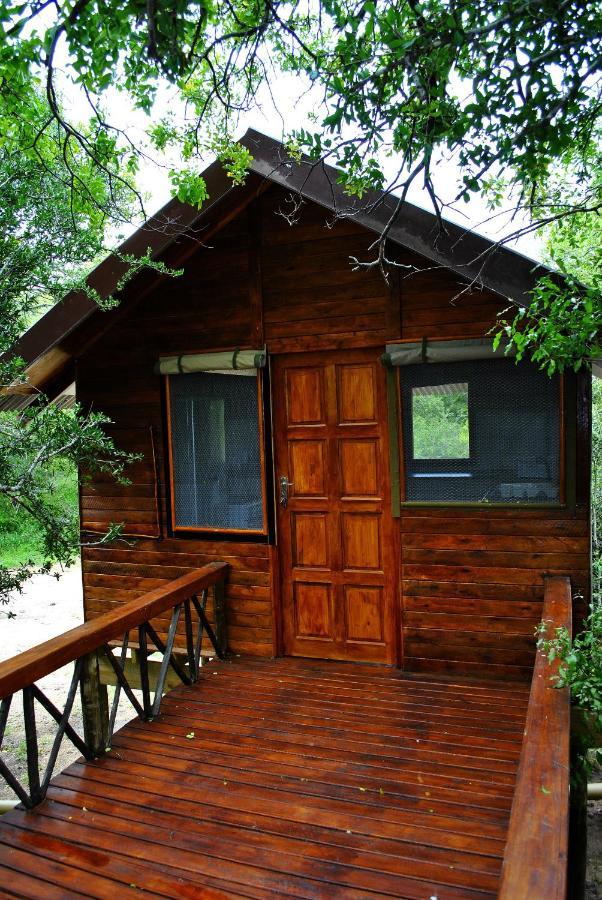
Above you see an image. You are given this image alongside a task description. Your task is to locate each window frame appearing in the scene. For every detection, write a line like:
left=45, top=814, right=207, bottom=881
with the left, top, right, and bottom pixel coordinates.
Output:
left=164, top=365, right=273, bottom=541
left=392, top=361, right=568, bottom=510
left=408, top=381, right=472, bottom=467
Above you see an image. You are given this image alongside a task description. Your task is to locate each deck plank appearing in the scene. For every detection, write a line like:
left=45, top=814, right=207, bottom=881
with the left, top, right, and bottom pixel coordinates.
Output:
left=0, top=657, right=528, bottom=898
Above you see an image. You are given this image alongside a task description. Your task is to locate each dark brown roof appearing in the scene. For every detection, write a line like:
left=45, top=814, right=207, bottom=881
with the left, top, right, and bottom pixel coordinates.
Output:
left=7, top=128, right=550, bottom=399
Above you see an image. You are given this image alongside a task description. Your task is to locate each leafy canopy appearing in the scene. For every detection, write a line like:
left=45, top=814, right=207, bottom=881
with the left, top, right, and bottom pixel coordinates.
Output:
left=1, top=0, right=600, bottom=226
left=0, top=83, right=140, bottom=606
left=534, top=166, right=602, bottom=777
left=496, top=137, right=602, bottom=373
left=1, top=0, right=600, bottom=369
left=0, top=1, right=598, bottom=606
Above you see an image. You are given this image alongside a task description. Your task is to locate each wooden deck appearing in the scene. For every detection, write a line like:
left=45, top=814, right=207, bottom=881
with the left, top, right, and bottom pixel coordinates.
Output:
left=0, top=656, right=530, bottom=899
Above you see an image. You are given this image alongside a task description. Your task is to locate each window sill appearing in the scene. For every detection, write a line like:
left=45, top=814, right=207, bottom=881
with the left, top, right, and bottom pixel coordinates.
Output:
left=171, top=526, right=270, bottom=544
left=398, top=500, right=566, bottom=510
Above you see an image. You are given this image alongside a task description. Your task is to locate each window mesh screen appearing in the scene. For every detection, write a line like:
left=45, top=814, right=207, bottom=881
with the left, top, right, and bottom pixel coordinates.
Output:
left=169, top=372, right=264, bottom=530
left=401, top=358, right=561, bottom=503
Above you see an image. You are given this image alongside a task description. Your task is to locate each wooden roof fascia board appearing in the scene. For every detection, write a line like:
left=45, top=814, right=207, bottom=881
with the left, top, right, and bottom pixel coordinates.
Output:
left=59, top=173, right=270, bottom=366
left=12, top=200, right=197, bottom=369
left=10, top=171, right=267, bottom=399
left=6, top=347, right=72, bottom=394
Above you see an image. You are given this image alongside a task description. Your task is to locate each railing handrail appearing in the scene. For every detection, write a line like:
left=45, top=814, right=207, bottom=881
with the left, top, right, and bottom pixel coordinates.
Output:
left=0, top=562, right=228, bottom=700
left=498, top=574, right=572, bottom=900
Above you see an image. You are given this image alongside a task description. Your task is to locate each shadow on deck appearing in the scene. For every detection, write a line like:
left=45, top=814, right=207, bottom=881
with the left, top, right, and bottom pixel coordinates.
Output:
left=0, top=656, right=530, bottom=899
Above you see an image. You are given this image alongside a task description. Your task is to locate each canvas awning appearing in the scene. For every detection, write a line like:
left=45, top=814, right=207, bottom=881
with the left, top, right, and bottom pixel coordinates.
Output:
left=156, top=348, right=266, bottom=375
left=382, top=338, right=516, bottom=367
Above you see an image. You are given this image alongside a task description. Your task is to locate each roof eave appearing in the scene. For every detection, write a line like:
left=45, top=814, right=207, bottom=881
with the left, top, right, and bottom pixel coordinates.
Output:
left=8, top=127, right=553, bottom=398
left=241, top=128, right=548, bottom=305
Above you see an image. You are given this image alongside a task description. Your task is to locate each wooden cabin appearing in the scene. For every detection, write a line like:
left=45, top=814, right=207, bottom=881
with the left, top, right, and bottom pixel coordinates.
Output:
left=12, top=129, right=591, bottom=681
left=0, top=129, right=590, bottom=897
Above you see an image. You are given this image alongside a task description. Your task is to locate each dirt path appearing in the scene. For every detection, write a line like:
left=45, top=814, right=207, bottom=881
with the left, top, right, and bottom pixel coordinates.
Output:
left=1, top=564, right=85, bottom=662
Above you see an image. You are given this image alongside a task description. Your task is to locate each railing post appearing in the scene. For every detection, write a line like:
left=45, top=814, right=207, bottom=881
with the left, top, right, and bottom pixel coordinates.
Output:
left=80, top=651, right=110, bottom=756
left=213, top=579, right=227, bottom=658
left=22, top=686, right=40, bottom=806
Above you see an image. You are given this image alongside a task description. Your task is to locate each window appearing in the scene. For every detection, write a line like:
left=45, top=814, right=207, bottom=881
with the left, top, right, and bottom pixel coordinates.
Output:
left=400, top=358, right=561, bottom=504
left=411, top=383, right=470, bottom=459
left=167, top=371, right=267, bottom=533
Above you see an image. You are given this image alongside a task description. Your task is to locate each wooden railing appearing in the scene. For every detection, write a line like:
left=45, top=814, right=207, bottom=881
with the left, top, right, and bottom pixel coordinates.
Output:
left=0, top=562, right=228, bottom=809
left=498, top=574, right=572, bottom=900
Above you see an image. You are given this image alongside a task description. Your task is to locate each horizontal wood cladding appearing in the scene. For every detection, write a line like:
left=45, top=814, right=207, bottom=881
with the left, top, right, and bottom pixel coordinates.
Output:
left=261, top=192, right=399, bottom=352
left=260, top=189, right=508, bottom=350
left=81, top=540, right=273, bottom=657
left=400, top=268, right=504, bottom=340
left=400, top=509, right=589, bottom=681
left=77, top=214, right=273, bottom=657
left=74, top=187, right=590, bottom=678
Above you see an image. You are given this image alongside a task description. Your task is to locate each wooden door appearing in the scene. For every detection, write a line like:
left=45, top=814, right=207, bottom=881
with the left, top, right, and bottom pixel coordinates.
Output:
left=273, top=349, right=398, bottom=664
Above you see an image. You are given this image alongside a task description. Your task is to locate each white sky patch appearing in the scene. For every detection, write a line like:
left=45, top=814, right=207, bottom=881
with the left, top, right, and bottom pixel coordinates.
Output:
left=49, top=31, right=544, bottom=261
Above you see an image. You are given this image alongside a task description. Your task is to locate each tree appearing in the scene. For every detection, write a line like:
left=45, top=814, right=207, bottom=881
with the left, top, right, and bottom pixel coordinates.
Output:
left=519, top=156, right=601, bottom=596
left=0, top=3, right=601, bottom=610
left=1, top=1, right=600, bottom=368
left=593, top=377, right=602, bottom=603
left=0, top=84, right=140, bottom=607
left=2, top=0, right=600, bottom=212
left=497, top=137, right=602, bottom=373
left=541, top=167, right=602, bottom=599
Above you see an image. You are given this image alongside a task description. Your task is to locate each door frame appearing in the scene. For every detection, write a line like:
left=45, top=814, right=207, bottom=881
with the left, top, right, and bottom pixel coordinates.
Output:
left=270, top=347, right=402, bottom=667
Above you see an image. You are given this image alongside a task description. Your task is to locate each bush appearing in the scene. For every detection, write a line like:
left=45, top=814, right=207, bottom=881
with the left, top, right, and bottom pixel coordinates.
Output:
left=537, top=603, right=602, bottom=775
left=0, top=462, right=79, bottom=569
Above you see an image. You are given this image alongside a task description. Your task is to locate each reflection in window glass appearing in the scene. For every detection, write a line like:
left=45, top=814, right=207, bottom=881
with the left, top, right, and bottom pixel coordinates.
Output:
left=412, top=383, right=469, bottom=459
left=169, top=372, right=264, bottom=531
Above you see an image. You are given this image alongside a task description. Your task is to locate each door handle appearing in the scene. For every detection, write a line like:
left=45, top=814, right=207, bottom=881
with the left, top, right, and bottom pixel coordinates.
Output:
left=279, top=475, right=294, bottom=508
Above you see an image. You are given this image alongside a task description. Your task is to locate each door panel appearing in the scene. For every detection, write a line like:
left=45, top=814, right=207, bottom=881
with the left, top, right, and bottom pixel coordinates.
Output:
left=289, top=441, right=326, bottom=496
left=344, top=586, right=384, bottom=642
left=292, top=513, right=329, bottom=568
left=295, top=583, right=333, bottom=639
left=339, top=439, right=380, bottom=497
left=341, top=512, right=382, bottom=570
left=273, top=349, right=397, bottom=663
left=286, top=368, right=325, bottom=424
left=337, top=364, right=377, bottom=423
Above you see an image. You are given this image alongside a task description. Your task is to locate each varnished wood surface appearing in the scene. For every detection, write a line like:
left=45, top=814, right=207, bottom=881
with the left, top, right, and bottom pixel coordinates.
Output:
left=273, top=349, right=398, bottom=663
left=400, top=505, right=588, bottom=680
left=498, top=575, right=572, bottom=899
left=0, top=656, right=530, bottom=898
left=77, top=214, right=275, bottom=659
left=0, top=564, right=227, bottom=700
left=75, top=187, right=590, bottom=674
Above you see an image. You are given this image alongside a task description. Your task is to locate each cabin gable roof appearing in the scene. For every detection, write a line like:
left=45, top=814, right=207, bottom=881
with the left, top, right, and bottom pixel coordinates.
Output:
left=7, top=128, right=550, bottom=401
